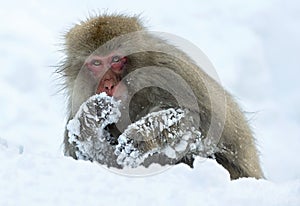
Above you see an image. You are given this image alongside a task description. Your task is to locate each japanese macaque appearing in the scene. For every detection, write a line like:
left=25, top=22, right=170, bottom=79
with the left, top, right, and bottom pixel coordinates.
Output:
left=57, top=13, right=264, bottom=179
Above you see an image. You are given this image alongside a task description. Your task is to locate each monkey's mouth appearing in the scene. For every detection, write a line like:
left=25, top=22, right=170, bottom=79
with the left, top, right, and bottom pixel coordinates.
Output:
left=96, top=79, right=116, bottom=96
left=95, top=76, right=124, bottom=98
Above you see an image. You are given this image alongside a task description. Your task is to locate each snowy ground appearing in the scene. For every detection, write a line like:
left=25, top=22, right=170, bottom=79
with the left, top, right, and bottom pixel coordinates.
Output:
left=0, top=0, right=300, bottom=205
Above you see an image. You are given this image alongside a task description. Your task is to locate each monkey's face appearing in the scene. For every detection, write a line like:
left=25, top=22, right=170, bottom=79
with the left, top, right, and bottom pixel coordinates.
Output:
left=85, top=54, right=127, bottom=97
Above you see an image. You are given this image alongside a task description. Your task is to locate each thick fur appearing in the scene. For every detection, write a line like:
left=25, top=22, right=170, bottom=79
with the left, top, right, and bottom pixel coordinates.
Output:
left=58, top=13, right=264, bottom=180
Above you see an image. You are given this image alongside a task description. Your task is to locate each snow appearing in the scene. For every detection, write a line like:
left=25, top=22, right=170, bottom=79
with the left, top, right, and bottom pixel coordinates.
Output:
left=1, top=0, right=300, bottom=205
left=1, top=147, right=299, bottom=206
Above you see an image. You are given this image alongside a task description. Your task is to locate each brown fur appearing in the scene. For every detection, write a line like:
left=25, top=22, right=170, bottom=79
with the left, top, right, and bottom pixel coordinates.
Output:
left=58, top=13, right=264, bottom=180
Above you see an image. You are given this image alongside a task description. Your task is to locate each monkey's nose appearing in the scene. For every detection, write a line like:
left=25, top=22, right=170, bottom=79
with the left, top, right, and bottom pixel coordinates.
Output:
left=104, top=82, right=115, bottom=90
left=103, top=81, right=115, bottom=96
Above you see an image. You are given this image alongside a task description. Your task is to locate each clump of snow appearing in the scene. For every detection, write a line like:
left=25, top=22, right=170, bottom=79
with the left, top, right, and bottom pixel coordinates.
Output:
left=66, top=119, right=80, bottom=140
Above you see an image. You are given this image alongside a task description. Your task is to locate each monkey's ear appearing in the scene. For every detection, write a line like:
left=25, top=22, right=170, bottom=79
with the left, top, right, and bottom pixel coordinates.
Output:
left=65, top=14, right=145, bottom=56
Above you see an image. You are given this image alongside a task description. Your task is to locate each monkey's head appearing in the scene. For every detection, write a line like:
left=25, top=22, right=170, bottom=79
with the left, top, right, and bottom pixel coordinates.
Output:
left=60, top=14, right=146, bottom=116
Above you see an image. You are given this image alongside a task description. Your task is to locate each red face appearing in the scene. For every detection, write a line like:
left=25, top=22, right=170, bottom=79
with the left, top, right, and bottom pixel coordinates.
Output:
left=85, top=54, right=127, bottom=97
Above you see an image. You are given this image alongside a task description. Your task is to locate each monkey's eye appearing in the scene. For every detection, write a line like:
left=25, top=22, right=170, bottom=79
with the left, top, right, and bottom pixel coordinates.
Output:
left=92, top=59, right=102, bottom=66
left=112, top=55, right=120, bottom=63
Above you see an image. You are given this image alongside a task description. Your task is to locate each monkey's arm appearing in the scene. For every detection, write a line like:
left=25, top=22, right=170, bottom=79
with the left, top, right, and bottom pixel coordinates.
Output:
left=65, top=94, right=210, bottom=169
left=115, top=108, right=206, bottom=168
left=65, top=93, right=121, bottom=167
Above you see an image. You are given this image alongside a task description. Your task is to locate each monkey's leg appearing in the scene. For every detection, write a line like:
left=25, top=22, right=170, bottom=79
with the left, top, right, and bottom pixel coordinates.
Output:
left=212, top=98, right=264, bottom=179
left=214, top=135, right=264, bottom=180
left=66, top=93, right=121, bottom=167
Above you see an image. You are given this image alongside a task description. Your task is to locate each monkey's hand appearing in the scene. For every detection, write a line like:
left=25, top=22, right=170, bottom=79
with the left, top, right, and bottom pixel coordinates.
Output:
left=115, top=108, right=203, bottom=168
left=66, top=93, right=121, bottom=167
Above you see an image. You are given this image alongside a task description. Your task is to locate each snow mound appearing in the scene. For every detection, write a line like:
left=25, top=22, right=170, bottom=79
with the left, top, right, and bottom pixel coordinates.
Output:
left=1, top=147, right=299, bottom=206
